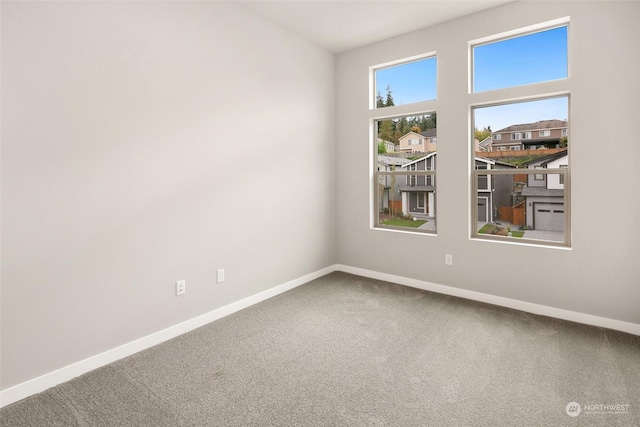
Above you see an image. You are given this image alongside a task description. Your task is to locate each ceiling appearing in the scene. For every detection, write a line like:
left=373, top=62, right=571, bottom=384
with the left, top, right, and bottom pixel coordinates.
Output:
left=238, top=0, right=514, bottom=53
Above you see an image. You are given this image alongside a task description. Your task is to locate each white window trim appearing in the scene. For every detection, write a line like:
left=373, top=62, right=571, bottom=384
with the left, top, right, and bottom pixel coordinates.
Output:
left=469, top=18, right=571, bottom=248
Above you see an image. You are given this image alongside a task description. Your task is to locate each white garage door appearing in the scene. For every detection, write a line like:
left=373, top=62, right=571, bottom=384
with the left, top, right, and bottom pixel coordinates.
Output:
left=534, top=203, right=564, bottom=231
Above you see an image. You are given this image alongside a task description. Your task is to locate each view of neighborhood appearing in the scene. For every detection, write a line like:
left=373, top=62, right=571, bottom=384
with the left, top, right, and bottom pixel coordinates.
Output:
left=373, top=25, right=569, bottom=244
left=376, top=115, right=568, bottom=243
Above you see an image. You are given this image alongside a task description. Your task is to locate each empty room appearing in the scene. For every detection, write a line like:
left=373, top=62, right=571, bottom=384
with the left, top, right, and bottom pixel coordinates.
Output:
left=1, top=1, right=639, bottom=425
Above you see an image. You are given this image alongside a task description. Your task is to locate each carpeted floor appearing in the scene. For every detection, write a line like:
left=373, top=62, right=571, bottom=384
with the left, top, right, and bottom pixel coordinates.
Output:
left=2, top=272, right=639, bottom=426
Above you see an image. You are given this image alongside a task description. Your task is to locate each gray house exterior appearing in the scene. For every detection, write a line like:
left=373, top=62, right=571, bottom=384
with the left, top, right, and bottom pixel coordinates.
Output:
left=399, top=153, right=436, bottom=218
left=475, top=156, right=516, bottom=222
left=521, top=150, right=568, bottom=231
left=378, top=155, right=410, bottom=214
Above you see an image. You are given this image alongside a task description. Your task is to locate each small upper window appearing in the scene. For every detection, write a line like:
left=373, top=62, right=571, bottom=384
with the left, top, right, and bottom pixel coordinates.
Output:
left=374, top=56, right=437, bottom=108
left=472, top=25, right=568, bottom=93
left=540, top=130, right=551, bottom=137
left=494, top=134, right=501, bottom=140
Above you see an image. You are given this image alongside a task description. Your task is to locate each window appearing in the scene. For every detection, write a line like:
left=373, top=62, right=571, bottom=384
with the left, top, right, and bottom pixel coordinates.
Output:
left=372, top=52, right=437, bottom=233
left=471, top=19, right=570, bottom=247
left=559, top=165, right=568, bottom=184
left=472, top=24, right=568, bottom=93
left=374, top=55, right=437, bottom=108
left=512, top=132, right=532, bottom=140
left=373, top=113, right=437, bottom=233
left=494, top=134, right=501, bottom=140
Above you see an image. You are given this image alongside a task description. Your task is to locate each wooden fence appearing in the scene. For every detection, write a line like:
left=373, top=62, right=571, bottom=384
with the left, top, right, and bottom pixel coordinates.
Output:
left=497, top=201, right=526, bottom=226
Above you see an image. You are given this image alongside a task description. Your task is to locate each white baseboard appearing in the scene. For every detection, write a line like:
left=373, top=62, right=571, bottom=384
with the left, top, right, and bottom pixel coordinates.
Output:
left=0, top=265, right=337, bottom=408
left=335, top=264, right=640, bottom=336
left=3, top=263, right=638, bottom=408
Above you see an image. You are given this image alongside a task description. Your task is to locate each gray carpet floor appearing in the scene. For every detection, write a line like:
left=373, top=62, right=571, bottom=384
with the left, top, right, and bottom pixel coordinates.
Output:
left=2, top=272, right=639, bottom=426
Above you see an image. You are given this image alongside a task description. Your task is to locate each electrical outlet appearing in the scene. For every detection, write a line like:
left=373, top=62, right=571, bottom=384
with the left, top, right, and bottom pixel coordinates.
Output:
left=176, top=279, right=186, bottom=296
left=445, top=254, right=453, bottom=266
left=217, top=269, right=225, bottom=283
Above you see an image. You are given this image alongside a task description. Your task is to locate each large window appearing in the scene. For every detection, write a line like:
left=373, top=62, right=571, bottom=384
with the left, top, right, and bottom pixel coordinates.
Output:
left=373, top=114, right=437, bottom=233
left=470, top=19, right=570, bottom=247
left=371, top=54, right=437, bottom=234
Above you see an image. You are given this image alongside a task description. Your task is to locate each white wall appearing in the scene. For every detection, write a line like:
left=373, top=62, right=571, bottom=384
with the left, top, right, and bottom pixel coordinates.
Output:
left=336, top=2, right=640, bottom=324
left=1, top=1, right=335, bottom=389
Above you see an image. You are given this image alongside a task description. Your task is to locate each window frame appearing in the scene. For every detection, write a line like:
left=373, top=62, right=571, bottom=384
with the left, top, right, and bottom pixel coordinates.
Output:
left=371, top=111, right=438, bottom=235
left=370, top=51, right=438, bottom=235
left=469, top=17, right=571, bottom=248
left=372, top=53, right=438, bottom=110
left=470, top=18, right=570, bottom=94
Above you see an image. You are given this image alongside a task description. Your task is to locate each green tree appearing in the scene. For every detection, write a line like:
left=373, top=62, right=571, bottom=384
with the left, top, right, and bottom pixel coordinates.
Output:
left=378, top=140, right=387, bottom=154
left=384, top=85, right=395, bottom=107
left=376, top=91, right=385, bottom=108
left=474, top=126, right=492, bottom=141
left=378, top=119, right=395, bottom=143
left=397, top=117, right=409, bottom=136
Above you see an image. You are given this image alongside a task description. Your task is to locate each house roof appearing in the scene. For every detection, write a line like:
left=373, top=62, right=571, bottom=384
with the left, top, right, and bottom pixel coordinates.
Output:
left=475, top=156, right=516, bottom=169
left=495, top=119, right=567, bottom=133
left=479, top=136, right=492, bottom=150
left=398, top=131, right=423, bottom=141
left=522, top=149, right=568, bottom=167
left=419, top=128, right=437, bottom=138
left=378, top=155, right=411, bottom=166
left=521, top=187, right=564, bottom=197
left=402, top=151, right=437, bottom=168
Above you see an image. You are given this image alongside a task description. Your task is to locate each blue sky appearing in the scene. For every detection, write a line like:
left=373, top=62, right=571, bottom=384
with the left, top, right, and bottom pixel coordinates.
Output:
left=474, top=97, right=568, bottom=132
left=375, top=57, right=437, bottom=105
left=375, top=26, right=568, bottom=132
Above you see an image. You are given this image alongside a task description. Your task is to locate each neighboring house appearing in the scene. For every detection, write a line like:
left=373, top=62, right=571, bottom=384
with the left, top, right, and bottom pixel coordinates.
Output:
left=397, top=129, right=437, bottom=153
left=478, top=136, right=492, bottom=152
left=399, top=153, right=437, bottom=217
left=378, top=138, right=395, bottom=153
left=378, top=155, right=411, bottom=214
left=475, top=156, right=516, bottom=222
left=492, top=120, right=567, bottom=152
left=521, top=150, right=568, bottom=231
left=398, top=153, right=515, bottom=221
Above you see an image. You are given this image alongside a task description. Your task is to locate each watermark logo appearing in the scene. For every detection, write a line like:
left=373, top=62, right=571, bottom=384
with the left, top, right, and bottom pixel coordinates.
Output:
left=566, top=402, right=581, bottom=417
left=566, top=401, right=630, bottom=417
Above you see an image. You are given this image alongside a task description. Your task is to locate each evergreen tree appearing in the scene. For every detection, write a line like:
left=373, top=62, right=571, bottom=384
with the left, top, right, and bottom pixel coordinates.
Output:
left=376, top=91, right=385, bottom=108
left=384, top=85, right=395, bottom=107
left=379, top=119, right=395, bottom=143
